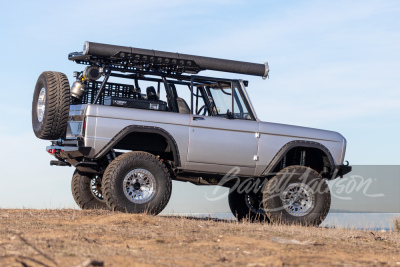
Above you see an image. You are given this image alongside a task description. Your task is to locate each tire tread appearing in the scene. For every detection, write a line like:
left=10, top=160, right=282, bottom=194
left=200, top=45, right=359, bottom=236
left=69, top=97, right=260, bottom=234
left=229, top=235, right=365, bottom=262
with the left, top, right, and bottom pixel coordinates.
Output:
left=263, top=165, right=331, bottom=226
left=71, top=170, right=107, bottom=210
left=102, top=151, right=172, bottom=214
left=32, top=71, right=70, bottom=140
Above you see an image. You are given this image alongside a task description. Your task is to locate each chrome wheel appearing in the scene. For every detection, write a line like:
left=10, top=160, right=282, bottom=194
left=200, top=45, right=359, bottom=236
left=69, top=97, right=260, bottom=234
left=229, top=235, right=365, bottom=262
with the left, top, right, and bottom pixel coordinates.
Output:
left=91, top=175, right=104, bottom=202
left=123, top=169, right=156, bottom=204
left=36, top=87, right=46, bottom=122
left=281, top=183, right=315, bottom=217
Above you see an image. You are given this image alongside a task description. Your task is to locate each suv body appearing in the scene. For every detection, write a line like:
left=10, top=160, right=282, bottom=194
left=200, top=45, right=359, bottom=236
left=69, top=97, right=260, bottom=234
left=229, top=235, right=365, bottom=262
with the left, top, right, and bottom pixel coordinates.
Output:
left=34, top=41, right=351, bottom=224
left=56, top=85, right=347, bottom=179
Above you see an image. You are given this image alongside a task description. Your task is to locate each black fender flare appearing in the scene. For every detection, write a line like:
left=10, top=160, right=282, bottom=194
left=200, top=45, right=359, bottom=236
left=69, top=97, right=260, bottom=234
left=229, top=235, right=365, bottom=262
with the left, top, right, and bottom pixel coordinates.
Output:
left=94, top=125, right=181, bottom=167
left=262, top=140, right=336, bottom=176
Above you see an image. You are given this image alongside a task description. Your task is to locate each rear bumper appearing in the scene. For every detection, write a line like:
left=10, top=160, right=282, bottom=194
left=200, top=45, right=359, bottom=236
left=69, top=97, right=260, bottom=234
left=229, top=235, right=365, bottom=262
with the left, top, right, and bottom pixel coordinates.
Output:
left=47, top=145, right=99, bottom=173
left=46, top=145, right=93, bottom=159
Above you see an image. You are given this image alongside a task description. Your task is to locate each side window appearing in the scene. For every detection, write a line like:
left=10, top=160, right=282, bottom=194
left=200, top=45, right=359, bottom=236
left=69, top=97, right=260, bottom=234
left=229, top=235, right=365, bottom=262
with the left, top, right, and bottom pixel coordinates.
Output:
left=194, top=80, right=252, bottom=120
left=208, top=85, right=232, bottom=116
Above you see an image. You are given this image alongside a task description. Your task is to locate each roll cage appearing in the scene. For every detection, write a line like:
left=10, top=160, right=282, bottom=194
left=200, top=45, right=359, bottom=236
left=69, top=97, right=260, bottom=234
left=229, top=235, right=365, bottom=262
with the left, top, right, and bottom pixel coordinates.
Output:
left=68, top=42, right=260, bottom=120
left=72, top=66, right=256, bottom=121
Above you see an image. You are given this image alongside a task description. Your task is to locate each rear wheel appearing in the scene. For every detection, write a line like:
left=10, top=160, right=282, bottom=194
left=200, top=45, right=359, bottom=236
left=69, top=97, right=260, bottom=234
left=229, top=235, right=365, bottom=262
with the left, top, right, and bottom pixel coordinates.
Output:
left=71, top=171, right=107, bottom=210
left=263, top=165, right=331, bottom=226
left=32, top=71, right=70, bottom=140
left=102, top=151, right=172, bottom=214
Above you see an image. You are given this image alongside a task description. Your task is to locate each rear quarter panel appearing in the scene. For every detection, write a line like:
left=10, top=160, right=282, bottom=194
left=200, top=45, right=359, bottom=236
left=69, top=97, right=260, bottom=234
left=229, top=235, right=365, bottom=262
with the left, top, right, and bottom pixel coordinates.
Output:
left=83, top=105, right=190, bottom=165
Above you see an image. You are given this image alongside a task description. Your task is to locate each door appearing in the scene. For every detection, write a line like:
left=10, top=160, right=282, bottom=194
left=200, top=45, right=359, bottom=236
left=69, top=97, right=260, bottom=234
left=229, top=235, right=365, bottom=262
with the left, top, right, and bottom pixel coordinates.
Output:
left=188, top=116, right=259, bottom=167
left=186, top=78, right=259, bottom=173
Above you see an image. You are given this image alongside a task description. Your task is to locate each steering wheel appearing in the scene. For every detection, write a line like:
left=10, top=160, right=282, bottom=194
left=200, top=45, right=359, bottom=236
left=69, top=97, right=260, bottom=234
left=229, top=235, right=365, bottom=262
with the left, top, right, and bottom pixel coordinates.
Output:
left=197, top=105, right=208, bottom=116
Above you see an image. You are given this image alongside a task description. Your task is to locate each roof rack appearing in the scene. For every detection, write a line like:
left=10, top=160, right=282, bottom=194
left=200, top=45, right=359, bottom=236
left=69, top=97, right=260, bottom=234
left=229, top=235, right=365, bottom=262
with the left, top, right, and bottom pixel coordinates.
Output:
left=68, top=41, right=269, bottom=79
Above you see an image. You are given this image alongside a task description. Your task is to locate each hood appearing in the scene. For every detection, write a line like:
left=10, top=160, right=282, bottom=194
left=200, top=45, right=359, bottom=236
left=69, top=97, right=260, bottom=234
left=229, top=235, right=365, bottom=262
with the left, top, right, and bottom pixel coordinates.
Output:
left=259, top=121, right=344, bottom=143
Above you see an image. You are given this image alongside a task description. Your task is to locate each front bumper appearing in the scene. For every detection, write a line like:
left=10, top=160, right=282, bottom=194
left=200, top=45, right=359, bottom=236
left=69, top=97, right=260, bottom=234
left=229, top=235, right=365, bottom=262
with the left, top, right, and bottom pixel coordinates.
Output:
left=335, top=164, right=352, bottom=178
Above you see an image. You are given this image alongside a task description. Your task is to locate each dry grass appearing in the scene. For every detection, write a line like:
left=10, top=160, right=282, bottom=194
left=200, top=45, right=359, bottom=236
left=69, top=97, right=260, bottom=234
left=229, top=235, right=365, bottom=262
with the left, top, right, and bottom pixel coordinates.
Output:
left=0, top=209, right=399, bottom=266
left=394, top=217, right=400, bottom=232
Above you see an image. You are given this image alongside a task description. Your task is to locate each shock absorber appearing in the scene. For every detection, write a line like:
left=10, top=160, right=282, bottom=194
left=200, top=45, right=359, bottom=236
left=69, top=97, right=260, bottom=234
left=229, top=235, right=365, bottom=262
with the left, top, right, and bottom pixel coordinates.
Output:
left=300, top=149, right=306, bottom=166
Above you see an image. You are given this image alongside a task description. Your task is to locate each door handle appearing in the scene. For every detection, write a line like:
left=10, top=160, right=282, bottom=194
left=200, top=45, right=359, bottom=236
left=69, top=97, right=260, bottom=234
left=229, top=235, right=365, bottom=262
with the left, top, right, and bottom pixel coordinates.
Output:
left=193, top=116, right=205, bottom=121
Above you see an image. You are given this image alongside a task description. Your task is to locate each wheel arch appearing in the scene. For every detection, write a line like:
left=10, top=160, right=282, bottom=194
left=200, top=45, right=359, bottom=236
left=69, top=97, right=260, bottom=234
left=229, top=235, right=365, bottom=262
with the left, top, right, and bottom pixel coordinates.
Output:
left=262, top=140, right=336, bottom=178
left=94, top=125, right=181, bottom=167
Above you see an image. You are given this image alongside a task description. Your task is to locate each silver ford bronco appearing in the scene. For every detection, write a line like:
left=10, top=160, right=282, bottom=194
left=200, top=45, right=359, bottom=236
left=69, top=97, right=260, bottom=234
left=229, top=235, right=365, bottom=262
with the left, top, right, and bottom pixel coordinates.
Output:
left=32, top=41, right=351, bottom=225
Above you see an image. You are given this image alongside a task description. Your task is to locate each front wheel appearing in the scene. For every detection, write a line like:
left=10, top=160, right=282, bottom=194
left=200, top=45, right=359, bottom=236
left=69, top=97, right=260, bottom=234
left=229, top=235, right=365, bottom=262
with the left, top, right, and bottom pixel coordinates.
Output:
left=102, top=151, right=172, bottom=214
left=228, top=179, right=269, bottom=222
left=263, top=165, right=331, bottom=226
left=71, top=171, right=108, bottom=210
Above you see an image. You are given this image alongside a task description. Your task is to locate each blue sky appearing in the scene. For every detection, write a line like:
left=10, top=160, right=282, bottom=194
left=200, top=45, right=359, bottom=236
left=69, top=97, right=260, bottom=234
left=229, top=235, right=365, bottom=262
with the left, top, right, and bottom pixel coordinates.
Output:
left=0, top=0, right=399, bottom=209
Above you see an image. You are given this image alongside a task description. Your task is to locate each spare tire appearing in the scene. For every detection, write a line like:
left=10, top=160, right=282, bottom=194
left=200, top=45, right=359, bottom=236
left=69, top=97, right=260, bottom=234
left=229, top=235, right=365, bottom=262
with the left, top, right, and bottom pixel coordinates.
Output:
left=32, top=71, right=70, bottom=140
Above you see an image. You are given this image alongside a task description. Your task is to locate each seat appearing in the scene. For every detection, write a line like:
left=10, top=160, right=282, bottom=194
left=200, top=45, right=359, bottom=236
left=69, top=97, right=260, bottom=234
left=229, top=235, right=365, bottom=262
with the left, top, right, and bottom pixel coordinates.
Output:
left=167, top=84, right=179, bottom=112
left=166, top=84, right=190, bottom=113
left=176, top=97, right=190, bottom=114
left=146, top=86, right=159, bottom=101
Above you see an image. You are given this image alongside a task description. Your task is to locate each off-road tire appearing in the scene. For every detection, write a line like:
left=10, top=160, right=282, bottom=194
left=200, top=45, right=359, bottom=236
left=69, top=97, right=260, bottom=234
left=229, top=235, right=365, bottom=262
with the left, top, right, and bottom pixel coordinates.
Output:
left=228, top=181, right=269, bottom=223
left=263, top=165, right=331, bottom=226
left=71, top=170, right=108, bottom=210
left=32, top=71, right=70, bottom=140
left=102, top=151, right=172, bottom=214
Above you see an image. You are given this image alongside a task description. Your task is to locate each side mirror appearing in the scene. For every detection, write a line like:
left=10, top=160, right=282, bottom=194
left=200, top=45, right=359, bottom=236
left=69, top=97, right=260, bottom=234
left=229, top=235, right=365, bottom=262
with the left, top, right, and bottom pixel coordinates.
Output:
left=226, top=109, right=234, bottom=119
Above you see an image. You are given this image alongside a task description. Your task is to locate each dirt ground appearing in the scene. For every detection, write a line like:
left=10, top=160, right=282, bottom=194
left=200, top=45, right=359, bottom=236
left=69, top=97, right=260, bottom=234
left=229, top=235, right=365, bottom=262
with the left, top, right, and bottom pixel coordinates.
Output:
left=0, top=209, right=399, bottom=267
